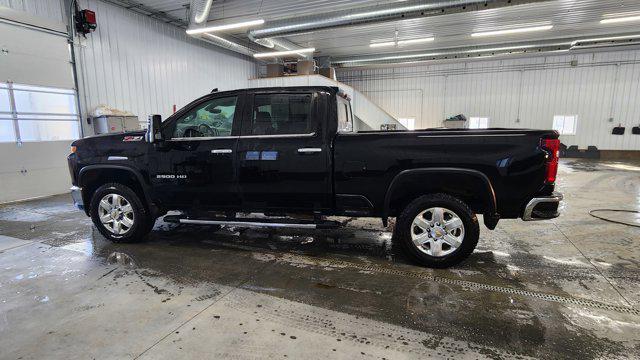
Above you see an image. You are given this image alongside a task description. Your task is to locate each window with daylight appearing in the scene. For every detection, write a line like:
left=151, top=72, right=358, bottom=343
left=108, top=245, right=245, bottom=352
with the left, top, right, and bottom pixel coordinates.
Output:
left=0, top=82, right=80, bottom=142
left=552, top=115, right=577, bottom=135
left=468, top=117, right=489, bottom=129
left=0, top=83, right=15, bottom=142
left=337, top=96, right=353, bottom=133
left=398, top=118, right=416, bottom=130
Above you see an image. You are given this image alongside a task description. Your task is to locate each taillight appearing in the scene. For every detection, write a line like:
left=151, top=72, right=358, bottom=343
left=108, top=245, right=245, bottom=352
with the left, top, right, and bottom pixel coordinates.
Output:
left=540, top=138, right=560, bottom=184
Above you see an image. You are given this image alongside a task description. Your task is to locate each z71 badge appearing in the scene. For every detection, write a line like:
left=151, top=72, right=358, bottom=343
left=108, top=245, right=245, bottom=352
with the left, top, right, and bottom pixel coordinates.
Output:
left=123, top=135, right=143, bottom=142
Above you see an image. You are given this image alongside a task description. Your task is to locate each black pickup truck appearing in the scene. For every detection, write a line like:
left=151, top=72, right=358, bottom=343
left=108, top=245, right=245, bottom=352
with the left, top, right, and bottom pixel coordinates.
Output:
left=68, top=86, right=562, bottom=268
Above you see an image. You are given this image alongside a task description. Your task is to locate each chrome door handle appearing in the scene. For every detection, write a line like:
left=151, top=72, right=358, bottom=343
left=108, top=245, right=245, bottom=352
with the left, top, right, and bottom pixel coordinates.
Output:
left=297, top=148, right=322, bottom=154
left=211, top=149, right=232, bottom=154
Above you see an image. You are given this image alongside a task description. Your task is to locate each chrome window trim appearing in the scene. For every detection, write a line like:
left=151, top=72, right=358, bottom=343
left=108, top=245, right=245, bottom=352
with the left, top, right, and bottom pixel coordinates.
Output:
left=168, top=132, right=316, bottom=141
left=168, top=135, right=239, bottom=141
left=239, top=132, right=316, bottom=139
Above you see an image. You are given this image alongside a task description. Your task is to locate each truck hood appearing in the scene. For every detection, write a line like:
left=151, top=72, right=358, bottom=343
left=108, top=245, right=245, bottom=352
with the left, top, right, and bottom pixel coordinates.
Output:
left=72, top=130, right=148, bottom=160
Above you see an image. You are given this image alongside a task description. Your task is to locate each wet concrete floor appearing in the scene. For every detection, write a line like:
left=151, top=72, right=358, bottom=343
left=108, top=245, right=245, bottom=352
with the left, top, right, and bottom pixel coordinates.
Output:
left=1, top=159, right=639, bottom=359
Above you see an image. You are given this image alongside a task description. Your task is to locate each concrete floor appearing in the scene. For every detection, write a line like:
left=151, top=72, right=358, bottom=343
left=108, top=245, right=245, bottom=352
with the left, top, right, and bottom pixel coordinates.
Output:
left=1, top=159, right=639, bottom=359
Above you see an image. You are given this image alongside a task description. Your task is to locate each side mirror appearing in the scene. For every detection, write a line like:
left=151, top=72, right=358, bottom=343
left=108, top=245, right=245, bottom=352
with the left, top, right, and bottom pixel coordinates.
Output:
left=147, top=114, right=163, bottom=143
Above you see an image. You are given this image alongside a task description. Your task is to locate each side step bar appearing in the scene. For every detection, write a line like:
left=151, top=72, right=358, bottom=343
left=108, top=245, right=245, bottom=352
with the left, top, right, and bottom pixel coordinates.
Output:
left=163, top=215, right=340, bottom=230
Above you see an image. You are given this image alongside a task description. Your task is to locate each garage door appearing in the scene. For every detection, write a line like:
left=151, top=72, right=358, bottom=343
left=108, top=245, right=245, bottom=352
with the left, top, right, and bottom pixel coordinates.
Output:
left=0, top=13, right=80, bottom=203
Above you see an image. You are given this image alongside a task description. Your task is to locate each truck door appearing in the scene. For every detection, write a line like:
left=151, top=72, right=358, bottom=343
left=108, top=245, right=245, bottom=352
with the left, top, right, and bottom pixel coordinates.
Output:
left=236, top=90, right=331, bottom=212
left=150, top=92, right=243, bottom=209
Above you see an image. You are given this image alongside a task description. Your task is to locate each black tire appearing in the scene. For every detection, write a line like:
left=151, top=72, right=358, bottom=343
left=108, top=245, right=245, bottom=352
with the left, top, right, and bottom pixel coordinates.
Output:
left=89, top=183, right=153, bottom=243
left=394, top=193, right=479, bottom=268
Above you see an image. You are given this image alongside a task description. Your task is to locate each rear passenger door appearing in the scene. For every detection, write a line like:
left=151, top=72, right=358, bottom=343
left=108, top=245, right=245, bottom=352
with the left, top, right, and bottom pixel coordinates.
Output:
left=236, top=90, right=331, bottom=212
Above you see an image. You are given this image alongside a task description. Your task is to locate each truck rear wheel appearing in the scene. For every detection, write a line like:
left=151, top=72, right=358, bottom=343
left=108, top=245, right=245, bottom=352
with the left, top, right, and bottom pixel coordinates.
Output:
left=89, top=183, right=153, bottom=242
left=394, top=193, right=479, bottom=268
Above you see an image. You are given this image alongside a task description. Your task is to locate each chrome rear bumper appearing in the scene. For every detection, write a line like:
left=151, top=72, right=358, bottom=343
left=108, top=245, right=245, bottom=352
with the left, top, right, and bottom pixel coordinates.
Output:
left=522, top=192, right=563, bottom=221
left=70, top=186, right=84, bottom=210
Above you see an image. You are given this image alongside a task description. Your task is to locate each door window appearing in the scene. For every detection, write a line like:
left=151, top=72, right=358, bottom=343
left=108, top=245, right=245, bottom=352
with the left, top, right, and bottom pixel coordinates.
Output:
left=246, top=93, right=313, bottom=135
left=172, top=96, right=237, bottom=138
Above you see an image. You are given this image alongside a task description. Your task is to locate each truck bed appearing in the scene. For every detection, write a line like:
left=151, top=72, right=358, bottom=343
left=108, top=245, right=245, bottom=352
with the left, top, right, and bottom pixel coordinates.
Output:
left=333, top=128, right=559, bottom=219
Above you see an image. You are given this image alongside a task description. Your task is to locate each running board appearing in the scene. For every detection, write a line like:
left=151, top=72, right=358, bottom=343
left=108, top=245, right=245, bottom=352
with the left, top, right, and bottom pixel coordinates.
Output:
left=163, top=215, right=340, bottom=230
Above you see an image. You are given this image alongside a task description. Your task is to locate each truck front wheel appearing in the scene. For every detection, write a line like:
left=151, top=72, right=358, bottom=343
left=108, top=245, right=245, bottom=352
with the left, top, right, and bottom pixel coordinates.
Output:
left=89, top=183, right=153, bottom=242
left=394, top=193, right=479, bottom=268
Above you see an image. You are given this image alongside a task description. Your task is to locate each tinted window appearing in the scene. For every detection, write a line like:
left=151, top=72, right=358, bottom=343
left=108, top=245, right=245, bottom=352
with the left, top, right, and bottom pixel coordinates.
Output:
left=247, top=93, right=313, bottom=135
left=172, top=96, right=237, bottom=138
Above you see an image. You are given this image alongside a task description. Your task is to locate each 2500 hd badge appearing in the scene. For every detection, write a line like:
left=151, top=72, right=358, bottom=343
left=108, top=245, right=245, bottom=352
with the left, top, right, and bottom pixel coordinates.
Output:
left=156, top=174, right=187, bottom=179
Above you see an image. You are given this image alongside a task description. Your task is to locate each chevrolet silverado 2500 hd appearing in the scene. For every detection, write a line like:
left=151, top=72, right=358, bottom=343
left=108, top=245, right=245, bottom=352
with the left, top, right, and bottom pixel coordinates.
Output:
left=68, top=86, right=562, bottom=268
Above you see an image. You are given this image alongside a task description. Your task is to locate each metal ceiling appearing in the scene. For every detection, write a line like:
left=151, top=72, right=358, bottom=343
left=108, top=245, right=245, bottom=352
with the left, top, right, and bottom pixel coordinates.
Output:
left=124, top=0, right=640, bottom=67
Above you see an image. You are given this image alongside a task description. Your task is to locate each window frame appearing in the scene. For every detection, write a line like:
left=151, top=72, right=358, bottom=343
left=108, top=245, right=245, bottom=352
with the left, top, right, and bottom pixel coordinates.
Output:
left=240, top=91, right=318, bottom=138
left=552, top=114, right=578, bottom=135
left=164, top=91, right=243, bottom=141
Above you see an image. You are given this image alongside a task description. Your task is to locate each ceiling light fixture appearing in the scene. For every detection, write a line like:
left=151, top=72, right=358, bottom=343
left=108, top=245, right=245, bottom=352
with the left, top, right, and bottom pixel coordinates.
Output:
left=369, top=41, right=396, bottom=48
left=253, top=48, right=316, bottom=58
left=397, top=37, right=435, bottom=45
left=600, top=15, right=640, bottom=24
left=471, top=25, right=553, bottom=37
left=186, top=19, right=265, bottom=35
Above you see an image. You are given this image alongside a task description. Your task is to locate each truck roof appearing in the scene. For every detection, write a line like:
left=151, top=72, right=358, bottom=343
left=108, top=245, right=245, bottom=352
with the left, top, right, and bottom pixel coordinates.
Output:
left=210, top=85, right=339, bottom=96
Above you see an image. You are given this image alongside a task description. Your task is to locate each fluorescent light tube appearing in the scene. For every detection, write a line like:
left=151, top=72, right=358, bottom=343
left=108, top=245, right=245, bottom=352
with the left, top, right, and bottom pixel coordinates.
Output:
left=600, top=15, right=640, bottom=24
left=253, top=48, right=316, bottom=58
left=397, top=37, right=435, bottom=45
left=186, top=19, right=265, bottom=35
left=471, top=25, right=553, bottom=37
left=369, top=41, right=396, bottom=48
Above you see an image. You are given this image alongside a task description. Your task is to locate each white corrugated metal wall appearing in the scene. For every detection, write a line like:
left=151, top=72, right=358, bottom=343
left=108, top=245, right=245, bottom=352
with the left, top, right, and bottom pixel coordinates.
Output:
left=74, top=0, right=256, bottom=132
left=3, top=0, right=256, bottom=133
left=338, top=50, right=640, bottom=151
left=0, top=0, right=64, bottom=22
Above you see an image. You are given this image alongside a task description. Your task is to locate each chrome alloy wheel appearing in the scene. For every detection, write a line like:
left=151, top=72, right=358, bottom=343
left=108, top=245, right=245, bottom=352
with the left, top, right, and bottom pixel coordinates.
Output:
left=410, top=207, right=465, bottom=257
left=98, top=193, right=135, bottom=235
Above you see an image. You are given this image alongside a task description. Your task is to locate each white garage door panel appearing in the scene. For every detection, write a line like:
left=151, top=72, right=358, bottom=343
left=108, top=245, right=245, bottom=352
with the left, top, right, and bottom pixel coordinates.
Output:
left=0, top=141, right=73, bottom=203
left=1, top=53, right=74, bottom=89
left=0, top=22, right=73, bottom=88
left=0, top=18, right=77, bottom=203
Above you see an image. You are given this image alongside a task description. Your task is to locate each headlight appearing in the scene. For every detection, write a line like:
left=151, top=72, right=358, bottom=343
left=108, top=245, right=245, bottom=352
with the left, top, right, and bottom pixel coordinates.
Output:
left=70, top=145, right=77, bottom=154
